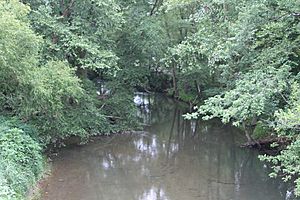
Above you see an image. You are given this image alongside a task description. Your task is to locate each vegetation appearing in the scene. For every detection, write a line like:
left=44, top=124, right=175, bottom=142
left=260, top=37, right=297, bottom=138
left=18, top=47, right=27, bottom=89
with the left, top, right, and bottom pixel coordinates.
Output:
left=0, top=0, right=137, bottom=198
left=170, top=0, right=300, bottom=196
left=0, top=0, right=299, bottom=198
left=0, top=117, right=44, bottom=200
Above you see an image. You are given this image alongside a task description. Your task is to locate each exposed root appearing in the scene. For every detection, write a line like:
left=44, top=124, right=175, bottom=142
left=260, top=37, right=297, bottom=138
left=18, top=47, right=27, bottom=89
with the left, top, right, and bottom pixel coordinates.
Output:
left=240, top=136, right=292, bottom=155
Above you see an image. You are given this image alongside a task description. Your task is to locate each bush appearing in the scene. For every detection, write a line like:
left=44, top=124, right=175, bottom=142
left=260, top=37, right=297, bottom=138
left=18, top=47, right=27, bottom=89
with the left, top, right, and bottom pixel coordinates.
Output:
left=260, top=137, right=300, bottom=196
left=0, top=117, right=44, bottom=199
left=0, top=172, right=19, bottom=200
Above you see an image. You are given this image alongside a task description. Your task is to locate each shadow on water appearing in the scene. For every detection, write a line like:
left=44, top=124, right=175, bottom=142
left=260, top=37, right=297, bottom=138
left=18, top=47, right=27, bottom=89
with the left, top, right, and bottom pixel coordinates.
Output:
left=42, top=93, right=293, bottom=200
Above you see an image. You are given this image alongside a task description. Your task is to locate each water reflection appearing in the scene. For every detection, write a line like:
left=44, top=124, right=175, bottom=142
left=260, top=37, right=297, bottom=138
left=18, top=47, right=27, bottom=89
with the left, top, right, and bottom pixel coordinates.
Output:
left=43, top=94, right=293, bottom=200
left=140, top=186, right=169, bottom=200
left=134, top=92, right=154, bottom=125
left=134, top=136, right=158, bottom=158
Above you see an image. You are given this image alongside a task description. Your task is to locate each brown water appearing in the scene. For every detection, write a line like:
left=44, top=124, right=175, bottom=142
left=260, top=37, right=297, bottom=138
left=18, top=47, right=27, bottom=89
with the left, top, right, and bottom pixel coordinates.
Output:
left=42, top=94, right=289, bottom=200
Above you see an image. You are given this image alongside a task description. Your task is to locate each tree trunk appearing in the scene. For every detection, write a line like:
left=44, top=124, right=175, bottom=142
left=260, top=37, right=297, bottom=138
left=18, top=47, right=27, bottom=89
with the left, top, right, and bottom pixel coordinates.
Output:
left=242, top=121, right=255, bottom=144
left=172, top=64, right=179, bottom=98
left=194, top=80, right=201, bottom=97
left=150, top=0, right=160, bottom=16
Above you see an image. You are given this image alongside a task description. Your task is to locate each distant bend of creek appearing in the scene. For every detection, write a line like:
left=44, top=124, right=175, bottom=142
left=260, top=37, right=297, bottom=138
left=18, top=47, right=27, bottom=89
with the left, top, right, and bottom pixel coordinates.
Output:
left=42, top=93, right=293, bottom=200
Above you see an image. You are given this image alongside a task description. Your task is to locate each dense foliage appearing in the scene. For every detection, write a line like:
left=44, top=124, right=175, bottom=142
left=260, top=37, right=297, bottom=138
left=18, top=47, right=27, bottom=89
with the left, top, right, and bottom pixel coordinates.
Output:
left=0, top=117, right=44, bottom=199
left=0, top=0, right=138, bottom=198
left=1, top=0, right=138, bottom=143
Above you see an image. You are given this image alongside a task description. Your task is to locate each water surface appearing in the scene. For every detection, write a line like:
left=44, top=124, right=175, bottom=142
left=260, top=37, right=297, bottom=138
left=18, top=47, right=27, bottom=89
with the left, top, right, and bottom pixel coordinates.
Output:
left=42, top=94, right=288, bottom=200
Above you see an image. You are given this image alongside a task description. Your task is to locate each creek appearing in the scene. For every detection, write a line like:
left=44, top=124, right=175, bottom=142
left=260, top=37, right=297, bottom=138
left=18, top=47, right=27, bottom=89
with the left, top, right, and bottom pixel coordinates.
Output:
left=42, top=93, right=290, bottom=200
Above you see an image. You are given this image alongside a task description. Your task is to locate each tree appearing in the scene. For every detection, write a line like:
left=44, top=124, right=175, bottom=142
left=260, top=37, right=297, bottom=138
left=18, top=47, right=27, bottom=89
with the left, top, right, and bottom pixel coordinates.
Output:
left=260, top=82, right=300, bottom=196
left=0, top=0, right=113, bottom=143
left=185, top=67, right=291, bottom=143
left=179, top=0, right=300, bottom=194
left=23, top=0, right=123, bottom=77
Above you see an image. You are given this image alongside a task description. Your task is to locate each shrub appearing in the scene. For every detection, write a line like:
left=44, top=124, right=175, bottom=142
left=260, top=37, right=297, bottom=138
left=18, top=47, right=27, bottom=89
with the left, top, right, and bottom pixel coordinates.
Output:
left=0, top=118, right=44, bottom=199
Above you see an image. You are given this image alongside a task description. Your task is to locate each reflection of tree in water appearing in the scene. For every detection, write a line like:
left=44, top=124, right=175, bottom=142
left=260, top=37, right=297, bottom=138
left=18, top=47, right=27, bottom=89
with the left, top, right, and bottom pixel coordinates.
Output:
left=45, top=95, right=287, bottom=200
left=146, top=94, right=187, bottom=125
left=137, top=95, right=285, bottom=200
left=134, top=92, right=154, bottom=124
left=83, top=135, right=171, bottom=200
left=84, top=95, right=285, bottom=200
